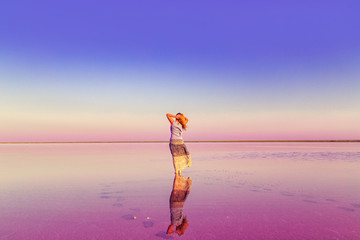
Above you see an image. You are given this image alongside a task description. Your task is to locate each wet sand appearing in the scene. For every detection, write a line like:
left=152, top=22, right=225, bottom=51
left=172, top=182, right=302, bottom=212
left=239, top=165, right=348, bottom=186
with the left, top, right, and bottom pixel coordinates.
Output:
left=1, top=143, right=359, bottom=239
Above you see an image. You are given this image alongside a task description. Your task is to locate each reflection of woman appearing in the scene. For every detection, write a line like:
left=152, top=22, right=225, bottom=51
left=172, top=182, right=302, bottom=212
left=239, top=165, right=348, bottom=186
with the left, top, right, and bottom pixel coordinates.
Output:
left=167, top=174, right=192, bottom=236
left=166, top=113, right=192, bottom=175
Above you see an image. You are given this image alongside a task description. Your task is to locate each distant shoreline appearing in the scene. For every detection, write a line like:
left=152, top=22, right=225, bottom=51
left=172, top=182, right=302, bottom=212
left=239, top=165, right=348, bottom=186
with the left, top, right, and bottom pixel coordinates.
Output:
left=0, top=140, right=359, bottom=144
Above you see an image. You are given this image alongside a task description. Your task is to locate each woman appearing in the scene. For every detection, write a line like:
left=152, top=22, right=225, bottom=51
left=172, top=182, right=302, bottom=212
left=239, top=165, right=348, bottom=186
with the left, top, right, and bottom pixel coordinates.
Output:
left=166, top=113, right=192, bottom=175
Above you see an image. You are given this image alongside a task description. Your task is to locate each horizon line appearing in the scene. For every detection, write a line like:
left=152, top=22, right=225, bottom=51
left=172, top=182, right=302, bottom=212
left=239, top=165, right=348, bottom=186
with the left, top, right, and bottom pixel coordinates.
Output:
left=0, top=140, right=359, bottom=144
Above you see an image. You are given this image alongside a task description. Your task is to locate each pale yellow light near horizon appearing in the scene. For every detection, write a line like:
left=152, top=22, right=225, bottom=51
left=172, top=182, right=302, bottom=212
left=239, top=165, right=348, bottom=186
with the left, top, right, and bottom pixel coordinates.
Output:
left=1, top=109, right=359, bottom=141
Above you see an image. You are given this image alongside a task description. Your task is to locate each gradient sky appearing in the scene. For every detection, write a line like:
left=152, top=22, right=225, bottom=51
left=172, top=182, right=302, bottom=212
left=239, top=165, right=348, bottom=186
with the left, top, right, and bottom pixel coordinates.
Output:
left=1, top=0, right=359, bottom=141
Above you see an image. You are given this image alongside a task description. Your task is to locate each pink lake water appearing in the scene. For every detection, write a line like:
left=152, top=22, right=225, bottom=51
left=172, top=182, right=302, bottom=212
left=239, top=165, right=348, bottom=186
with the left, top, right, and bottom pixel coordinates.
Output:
left=0, top=143, right=360, bottom=240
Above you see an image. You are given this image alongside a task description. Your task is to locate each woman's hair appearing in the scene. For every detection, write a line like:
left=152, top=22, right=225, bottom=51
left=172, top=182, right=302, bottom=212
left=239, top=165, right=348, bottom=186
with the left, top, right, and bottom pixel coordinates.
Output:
left=176, top=217, right=189, bottom=236
left=176, top=113, right=187, bottom=130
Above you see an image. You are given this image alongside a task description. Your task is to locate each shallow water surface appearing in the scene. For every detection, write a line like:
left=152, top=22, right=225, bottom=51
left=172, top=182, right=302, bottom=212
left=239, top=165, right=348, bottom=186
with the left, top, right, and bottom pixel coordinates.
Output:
left=1, top=143, right=360, bottom=239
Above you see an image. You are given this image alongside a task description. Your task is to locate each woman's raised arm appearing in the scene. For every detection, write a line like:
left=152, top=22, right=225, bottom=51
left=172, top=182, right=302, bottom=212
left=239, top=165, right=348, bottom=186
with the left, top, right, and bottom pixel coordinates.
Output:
left=166, top=113, right=176, bottom=124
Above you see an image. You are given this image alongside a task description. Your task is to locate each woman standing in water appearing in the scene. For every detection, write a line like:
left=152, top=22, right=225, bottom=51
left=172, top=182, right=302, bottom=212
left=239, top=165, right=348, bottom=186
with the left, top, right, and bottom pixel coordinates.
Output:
left=166, top=113, right=192, bottom=175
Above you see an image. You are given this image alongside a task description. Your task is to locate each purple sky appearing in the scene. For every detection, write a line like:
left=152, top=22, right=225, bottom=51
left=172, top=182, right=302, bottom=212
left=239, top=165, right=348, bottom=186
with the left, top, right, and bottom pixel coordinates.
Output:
left=1, top=0, right=359, bottom=141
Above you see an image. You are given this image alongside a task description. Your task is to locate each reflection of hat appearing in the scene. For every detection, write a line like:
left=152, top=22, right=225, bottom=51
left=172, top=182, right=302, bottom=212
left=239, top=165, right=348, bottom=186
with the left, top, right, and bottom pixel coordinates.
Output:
left=176, top=217, right=189, bottom=236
